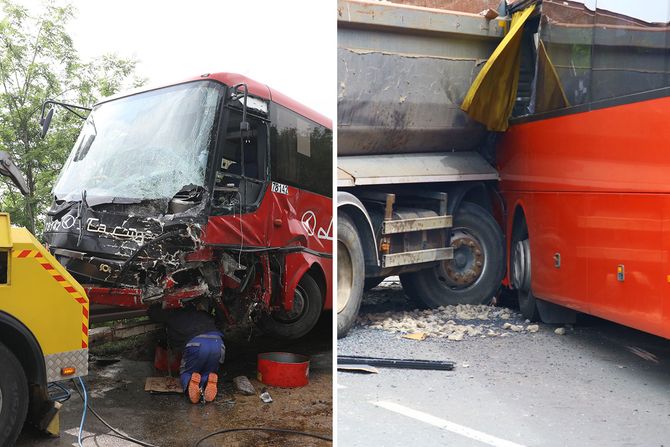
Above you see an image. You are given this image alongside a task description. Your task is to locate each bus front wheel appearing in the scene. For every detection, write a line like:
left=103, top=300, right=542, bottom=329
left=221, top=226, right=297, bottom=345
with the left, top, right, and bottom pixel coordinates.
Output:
left=400, top=202, right=504, bottom=307
left=259, top=273, right=323, bottom=340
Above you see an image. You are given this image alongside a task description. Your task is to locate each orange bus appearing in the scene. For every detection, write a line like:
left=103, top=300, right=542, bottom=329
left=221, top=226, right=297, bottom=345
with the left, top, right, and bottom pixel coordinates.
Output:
left=498, top=0, right=670, bottom=338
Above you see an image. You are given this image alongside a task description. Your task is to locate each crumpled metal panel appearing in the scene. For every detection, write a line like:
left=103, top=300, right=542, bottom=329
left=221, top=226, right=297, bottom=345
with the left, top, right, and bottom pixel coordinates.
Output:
left=45, top=348, right=88, bottom=382
left=203, top=184, right=333, bottom=310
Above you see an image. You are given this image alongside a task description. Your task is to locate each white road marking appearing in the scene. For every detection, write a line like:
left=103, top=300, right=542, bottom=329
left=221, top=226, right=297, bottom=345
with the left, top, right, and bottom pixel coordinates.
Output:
left=372, top=401, right=527, bottom=447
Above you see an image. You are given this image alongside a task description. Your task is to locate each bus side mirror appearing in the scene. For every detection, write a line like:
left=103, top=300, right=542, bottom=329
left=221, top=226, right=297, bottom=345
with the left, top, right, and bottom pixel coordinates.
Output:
left=40, top=108, right=54, bottom=139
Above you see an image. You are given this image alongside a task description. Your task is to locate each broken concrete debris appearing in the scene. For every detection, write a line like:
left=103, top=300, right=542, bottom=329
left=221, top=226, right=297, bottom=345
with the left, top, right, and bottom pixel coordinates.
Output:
left=360, top=304, right=526, bottom=340
left=555, top=327, right=566, bottom=335
left=233, top=375, right=256, bottom=396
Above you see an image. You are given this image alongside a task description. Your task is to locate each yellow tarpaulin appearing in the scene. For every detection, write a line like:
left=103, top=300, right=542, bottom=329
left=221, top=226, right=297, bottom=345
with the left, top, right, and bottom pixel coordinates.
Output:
left=535, top=39, right=570, bottom=113
left=461, top=5, right=536, bottom=132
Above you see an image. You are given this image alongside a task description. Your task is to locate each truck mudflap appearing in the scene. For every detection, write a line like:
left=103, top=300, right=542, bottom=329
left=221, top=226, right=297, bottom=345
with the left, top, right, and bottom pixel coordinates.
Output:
left=44, top=349, right=88, bottom=382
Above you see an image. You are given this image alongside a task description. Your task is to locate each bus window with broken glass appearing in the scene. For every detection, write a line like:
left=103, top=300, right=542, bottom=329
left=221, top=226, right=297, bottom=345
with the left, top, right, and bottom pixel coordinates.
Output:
left=212, top=108, right=269, bottom=214
left=52, top=80, right=224, bottom=204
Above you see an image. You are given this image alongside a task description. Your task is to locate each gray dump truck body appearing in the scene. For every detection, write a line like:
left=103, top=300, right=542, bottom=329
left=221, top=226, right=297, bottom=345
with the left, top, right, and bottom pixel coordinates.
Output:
left=337, top=0, right=507, bottom=338
left=337, top=0, right=504, bottom=156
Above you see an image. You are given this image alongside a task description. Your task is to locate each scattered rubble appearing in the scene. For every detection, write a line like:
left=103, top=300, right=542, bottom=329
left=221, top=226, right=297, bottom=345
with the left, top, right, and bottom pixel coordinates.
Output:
left=260, top=388, right=273, bottom=403
left=233, top=375, right=256, bottom=395
left=359, top=303, right=531, bottom=340
left=555, top=327, right=566, bottom=335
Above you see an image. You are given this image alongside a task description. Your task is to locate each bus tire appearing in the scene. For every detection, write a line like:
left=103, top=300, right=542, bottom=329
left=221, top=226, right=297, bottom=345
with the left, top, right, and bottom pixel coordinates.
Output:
left=0, top=341, right=28, bottom=447
left=400, top=202, right=504, bottom=307
left=260, top=273, right=323, bottom=340
left=512, top=238, right=540, bottom=321
left=337, top=213, right=364, bottom=338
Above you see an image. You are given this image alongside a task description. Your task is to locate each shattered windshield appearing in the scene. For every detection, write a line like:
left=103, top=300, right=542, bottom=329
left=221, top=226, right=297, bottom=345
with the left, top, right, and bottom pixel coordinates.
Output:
left=53, top=81, right=224, bottom=202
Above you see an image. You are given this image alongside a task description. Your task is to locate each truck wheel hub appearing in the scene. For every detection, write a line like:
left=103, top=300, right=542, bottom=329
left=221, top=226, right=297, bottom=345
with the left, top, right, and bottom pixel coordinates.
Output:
left=443, top=233, right=484, bottom=287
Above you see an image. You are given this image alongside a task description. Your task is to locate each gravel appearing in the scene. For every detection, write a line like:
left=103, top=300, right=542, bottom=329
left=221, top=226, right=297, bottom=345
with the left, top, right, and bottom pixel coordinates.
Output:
left=355, top=279, right=541, bottom=341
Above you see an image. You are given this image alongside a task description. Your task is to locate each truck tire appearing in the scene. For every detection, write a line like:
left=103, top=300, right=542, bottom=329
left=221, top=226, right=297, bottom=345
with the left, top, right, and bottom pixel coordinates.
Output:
left=400, top=202, right=504, bottom=307
left=0, top=342, right=28, bottom=446
left=259, top=273, right=323, bottom=340
left=337, top=213, right=364, bottom=338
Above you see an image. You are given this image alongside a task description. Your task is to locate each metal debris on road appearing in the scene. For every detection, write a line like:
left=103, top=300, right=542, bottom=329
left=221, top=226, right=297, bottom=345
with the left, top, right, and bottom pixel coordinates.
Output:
left=260, top=388, right=273, bottom=403
left=337, top=364, right=379, bottom=374
left=338, top=355, right=455, bottom=371
left=626, top=346, right=659, bottom=363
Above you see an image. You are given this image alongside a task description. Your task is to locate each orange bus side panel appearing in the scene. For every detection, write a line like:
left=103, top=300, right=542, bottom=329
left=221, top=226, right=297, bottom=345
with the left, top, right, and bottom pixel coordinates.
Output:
left=499, top=96, right=670, bottom=339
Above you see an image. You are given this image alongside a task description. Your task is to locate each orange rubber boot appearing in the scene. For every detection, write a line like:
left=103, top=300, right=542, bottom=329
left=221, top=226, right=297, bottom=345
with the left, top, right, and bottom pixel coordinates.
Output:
left=188, top=372, right=202, bottom=404
left=204, top=373, right=218, bottom=402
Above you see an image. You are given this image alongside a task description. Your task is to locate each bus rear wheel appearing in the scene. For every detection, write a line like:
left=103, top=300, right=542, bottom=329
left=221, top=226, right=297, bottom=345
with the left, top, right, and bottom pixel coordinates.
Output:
left=0, top=342, right=28, bottom=447
left=511, top=237, right=540, bottom=321
left=400, top=202, right=504, bottom=307
left=259, top=273, right=323, bottom=339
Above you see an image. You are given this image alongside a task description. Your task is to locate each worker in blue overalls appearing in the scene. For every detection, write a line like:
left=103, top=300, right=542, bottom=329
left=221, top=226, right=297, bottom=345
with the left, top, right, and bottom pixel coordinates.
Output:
left=149, top=300, right=225, bottom=403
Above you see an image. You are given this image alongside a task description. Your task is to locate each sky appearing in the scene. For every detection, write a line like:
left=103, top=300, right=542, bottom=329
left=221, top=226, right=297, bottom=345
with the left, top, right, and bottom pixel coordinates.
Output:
left=572, top=0, right=670, bottom=22
left=65, top=0, right=336, bottom=120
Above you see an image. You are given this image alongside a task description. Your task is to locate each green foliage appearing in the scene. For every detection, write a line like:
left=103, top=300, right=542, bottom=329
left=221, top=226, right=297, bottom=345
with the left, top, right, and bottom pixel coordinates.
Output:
left=0, top=0, right=144, bottom=236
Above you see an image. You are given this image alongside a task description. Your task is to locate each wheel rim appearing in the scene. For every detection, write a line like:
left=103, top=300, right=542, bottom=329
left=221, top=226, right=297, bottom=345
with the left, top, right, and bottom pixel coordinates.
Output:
left=273, top=285, right=307, bottom=323
left=337, top=240, right=352, bottom=313
left=511, top=239, right=531, bottom=292
left=438, top=228, right=487, bottom=290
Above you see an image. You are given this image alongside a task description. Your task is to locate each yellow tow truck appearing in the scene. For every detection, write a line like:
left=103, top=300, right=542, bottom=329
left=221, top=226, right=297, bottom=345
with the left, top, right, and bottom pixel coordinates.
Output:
left=0, top=151, right=88, bottom=445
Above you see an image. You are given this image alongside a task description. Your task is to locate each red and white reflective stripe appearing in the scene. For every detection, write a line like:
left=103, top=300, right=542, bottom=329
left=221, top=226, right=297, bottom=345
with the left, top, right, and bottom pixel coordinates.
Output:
left=13, top=249, right=89, bottom=348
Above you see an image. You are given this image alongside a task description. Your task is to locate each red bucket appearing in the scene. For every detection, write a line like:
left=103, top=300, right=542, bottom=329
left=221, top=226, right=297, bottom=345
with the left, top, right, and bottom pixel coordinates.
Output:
left=257, top=352, right=310, bottom=388
left=154, top=346, right=182, bottom=373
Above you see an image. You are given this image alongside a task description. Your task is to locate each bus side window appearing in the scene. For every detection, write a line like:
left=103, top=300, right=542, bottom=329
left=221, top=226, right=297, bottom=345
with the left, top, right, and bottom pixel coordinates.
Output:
left=269, top=104, right=332, bottom=198
left=212, top=110, right=268, bottom=213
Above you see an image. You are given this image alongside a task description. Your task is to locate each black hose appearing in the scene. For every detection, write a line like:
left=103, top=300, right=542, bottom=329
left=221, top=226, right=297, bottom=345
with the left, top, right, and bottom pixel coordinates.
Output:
left=194, top=427, right=332, bottom=446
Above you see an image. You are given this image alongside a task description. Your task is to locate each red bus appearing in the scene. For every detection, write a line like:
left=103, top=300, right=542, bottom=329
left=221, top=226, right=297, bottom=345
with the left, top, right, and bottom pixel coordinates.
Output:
left=43, top=72, right=332, bottom=339
left=498, top=1, right=670, bottom=338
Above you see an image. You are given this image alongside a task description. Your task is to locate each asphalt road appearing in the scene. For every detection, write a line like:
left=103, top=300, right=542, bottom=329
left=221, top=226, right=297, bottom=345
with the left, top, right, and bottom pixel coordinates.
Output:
left=338, top=281, right=670, bottom=447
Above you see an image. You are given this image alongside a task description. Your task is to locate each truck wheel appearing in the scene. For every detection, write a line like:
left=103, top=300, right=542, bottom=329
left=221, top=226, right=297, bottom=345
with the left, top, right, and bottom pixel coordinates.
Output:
left=400, top=202, right=504, bottom=307
left=259, top=273, right=323, bottom=340
left=0, top=342, right=28, bottom=446
left=337, top=213, right=364, bottom=338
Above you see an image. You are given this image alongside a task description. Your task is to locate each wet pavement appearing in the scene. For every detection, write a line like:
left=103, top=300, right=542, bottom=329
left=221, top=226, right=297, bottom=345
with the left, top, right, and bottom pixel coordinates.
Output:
left=338, top=280, right=670, bottom=446
left=17, top=315, right=333, bottom=447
